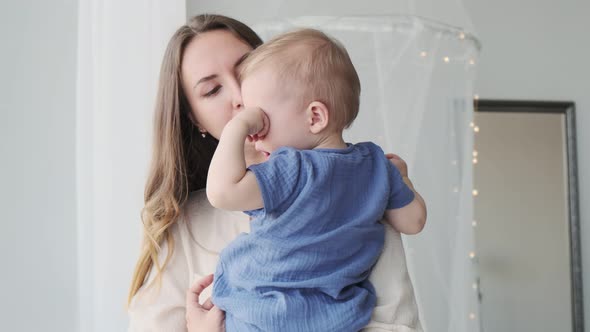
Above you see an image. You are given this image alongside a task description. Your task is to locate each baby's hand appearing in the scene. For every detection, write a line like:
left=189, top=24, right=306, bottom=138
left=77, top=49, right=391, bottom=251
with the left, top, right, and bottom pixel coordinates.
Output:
left=385, top=153, right=408, bottom=178
left=234, top=107, right=270, bottom=142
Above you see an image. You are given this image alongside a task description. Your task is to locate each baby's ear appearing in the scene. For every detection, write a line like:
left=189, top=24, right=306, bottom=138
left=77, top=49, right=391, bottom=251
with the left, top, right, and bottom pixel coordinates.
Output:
left=306, top=101, right=329, bottom=134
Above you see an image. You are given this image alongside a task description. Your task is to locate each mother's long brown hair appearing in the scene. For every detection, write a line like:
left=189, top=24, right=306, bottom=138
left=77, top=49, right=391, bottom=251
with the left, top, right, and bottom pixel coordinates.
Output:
left=128, top=14, right=263, bottom=305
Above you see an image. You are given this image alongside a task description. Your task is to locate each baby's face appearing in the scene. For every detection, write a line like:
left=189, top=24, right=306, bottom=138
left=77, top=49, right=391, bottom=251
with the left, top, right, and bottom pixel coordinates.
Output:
left=240, top=66, right=314, bottom=158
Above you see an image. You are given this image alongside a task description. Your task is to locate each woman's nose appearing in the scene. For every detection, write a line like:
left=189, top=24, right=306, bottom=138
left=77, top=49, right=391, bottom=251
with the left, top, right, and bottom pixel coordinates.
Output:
left=233, top=99, right=243, bottom=111
left=231, top=100, right=243, bottom=119
left=230, top=81, right=244, bottom=112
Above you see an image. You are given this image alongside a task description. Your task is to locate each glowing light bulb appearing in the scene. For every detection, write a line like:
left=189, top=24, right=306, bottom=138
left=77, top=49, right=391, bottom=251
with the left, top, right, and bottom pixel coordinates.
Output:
left=470, top=122, right=475, bottom=128
left=420, top=51, right=427, bottom=57
left=469, top=252, right=476, bottom=259
left=472, top=220, right=477, bottom=227
left=469, top=59, right=476, bottom=65
left=474, top=126, right=480, bottom=133
left=473, top=158, right=478, bottom=164
left=469, top=313, right=476, bottom=320
left=472, top=189, right=479, bottom=196
left=474, top=94, right=480, bottom=100
left=444, top=56, right=450, bottom=63
left=459, top=32, right=466, bottom=40
left=473, top=150, right=478, bottom=157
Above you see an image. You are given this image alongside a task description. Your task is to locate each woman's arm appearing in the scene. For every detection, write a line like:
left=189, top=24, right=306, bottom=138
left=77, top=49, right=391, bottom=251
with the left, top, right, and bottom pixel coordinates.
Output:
left=363, top=223, right=423, bottom=331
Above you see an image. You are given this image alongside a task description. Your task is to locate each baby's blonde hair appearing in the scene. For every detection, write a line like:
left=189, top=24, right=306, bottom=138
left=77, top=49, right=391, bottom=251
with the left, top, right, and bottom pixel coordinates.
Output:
left=239, top=28, right=361, bottom=130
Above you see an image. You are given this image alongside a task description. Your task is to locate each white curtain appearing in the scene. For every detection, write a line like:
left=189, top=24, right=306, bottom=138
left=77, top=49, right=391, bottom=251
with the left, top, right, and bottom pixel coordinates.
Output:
left=76, top=1, right=185, bottom=331
left=189, top=1, right=481, bottom=330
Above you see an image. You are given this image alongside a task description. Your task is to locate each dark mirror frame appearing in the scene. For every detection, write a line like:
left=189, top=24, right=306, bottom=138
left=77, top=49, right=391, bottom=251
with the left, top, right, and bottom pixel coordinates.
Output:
left=475, top=99, right=584, bottom=332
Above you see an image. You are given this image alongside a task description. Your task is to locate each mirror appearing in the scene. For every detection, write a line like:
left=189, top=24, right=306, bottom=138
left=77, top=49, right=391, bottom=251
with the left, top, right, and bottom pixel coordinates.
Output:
left=473, top=100, right=583, bottom=332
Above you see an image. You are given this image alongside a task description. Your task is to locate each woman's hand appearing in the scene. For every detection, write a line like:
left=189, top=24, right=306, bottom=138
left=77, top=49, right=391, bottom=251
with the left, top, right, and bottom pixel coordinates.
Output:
left=385, top=153, right=408, bottom=178
left=186, top=274, right=225, bottom=332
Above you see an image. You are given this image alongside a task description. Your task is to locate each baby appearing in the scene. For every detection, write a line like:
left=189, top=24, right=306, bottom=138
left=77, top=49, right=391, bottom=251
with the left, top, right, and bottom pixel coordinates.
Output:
left=205, top=28, right=427, bottom=331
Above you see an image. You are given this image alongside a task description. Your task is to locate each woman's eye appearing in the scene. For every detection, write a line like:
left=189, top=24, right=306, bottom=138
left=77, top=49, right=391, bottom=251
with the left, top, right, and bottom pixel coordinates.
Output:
left=204, top=85, right=221, bottom=97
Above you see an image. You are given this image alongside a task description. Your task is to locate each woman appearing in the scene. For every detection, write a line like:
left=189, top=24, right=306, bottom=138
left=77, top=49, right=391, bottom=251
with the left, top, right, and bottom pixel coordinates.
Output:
left=128, top=14, right=422, bottom=332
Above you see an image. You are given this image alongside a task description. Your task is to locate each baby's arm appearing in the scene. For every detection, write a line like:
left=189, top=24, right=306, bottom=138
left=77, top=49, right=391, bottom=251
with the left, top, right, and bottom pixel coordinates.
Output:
left=385, top=176, right=427, bottom=235
left=206, top=108, right=268, bottom=211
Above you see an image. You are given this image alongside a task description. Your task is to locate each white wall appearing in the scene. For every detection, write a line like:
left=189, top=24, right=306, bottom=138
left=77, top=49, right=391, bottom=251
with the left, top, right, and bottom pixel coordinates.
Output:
left=0, top=1, right=79, bottom=331
left=187, top=0, right=475, bottom=31
left=463, top=0, right=590, bottom=325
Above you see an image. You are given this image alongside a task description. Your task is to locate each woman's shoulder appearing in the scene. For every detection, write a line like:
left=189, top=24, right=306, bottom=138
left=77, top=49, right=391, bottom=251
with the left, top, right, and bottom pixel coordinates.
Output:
left=184, top=189, right=214, bottom=217
left=183, top=189, right=249, bottom=226
left=181, top=189, right=250, bottom=254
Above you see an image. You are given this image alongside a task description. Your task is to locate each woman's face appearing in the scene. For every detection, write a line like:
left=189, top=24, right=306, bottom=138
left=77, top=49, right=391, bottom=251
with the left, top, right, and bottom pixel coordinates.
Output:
left=181, top=30, right=252, bottom=140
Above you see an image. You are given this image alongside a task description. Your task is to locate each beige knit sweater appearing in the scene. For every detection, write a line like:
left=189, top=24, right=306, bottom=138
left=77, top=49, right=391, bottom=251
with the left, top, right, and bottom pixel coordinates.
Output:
left=128, top=190, right=422, bottom=332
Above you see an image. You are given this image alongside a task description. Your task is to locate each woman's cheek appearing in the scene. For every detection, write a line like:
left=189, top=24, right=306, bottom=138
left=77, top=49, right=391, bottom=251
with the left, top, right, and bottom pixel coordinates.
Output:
left=215, top=109, right=235, bottom=139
